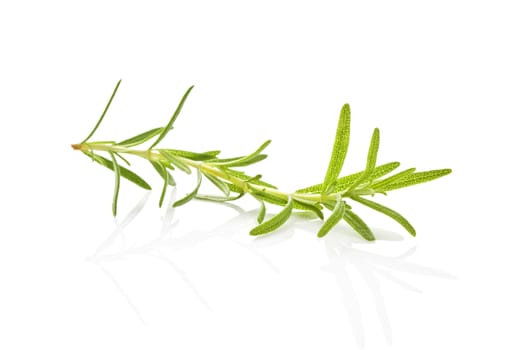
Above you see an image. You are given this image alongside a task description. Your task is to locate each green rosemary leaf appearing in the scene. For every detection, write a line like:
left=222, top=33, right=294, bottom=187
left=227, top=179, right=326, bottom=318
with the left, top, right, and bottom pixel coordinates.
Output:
left=203, top=173, right=230, bottom=196
left=242, top=139, right=271, bottom=157
left=315, top=181, right=334, bottom=194
left=81, top=80, right=121, bottom=143
left=88, top=153, right=152, bottom=190
left=250, top=196, right=293, bottom=236
left=250, top=187, right=323, bottom=212
left=162, top=149, right=220, bottom=161
left=293, top=200, right=324, bottom=213
left=257, top=200, right=266, bottom=224
left=342, top=205, right=375, bottom=241
left=347, top=128, right=380, bottom=191
left=296, top=162, right=400, bottom=194
left=223, top=168, right=277, bottom=189
left=250, top=188, right=288, bottom=206
left=322, top=103, right=351, bottom=192
left=117, top=127, right=163, bottom=147
left=245, top=174, right=263, bottom=183
left=208, top=156, right=243, bottom=164
left=227, top=183, right=244, bottom=194
left=159, top=166, right=169, bottom=208
left=114, top=152, right=131, bottom=166
left=172, top=170, right=202, bottom=207
left=159, top=150, right=192, bottom=174
left=223, top=154, right=268, bottom=167
left=195, top=192, right=245, bottom=202
left=366, top=128, right=380, bottom=173
left=350, top=195, right=416, bottom=236
left=150, top=160, right=165, bottom=178
left=162, top=161, right=175, bottom=171
left=210, top=140, right=271, bottom=167
left=202, top=150, right=221, bottom=158
left=379, top=169, right=452, bottom=191
left=88, top=141, right=116, bottom=145
left=150, top=85, right=194, bottom=149
left=337, top=160, right=397, bottom=190
left=317, top=196, right=345, bottom=237
left=108, top=152, right=121, bottom=217
left=371, top=168, right=417, bottom=191
left=150, top=160, right=176, bottom=186
left=292, top=198, right=324, bottom=220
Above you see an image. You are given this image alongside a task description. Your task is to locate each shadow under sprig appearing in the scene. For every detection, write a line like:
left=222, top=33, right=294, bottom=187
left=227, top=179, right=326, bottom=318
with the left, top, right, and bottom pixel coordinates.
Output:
left=87, top=191, right=455, bottom=348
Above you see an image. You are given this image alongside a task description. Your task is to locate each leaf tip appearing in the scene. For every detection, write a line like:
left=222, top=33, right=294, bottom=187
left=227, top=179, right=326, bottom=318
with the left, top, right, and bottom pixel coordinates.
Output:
left=317, top=230, right=328, bottom=238
left=249, top=228, right=261, bottom=236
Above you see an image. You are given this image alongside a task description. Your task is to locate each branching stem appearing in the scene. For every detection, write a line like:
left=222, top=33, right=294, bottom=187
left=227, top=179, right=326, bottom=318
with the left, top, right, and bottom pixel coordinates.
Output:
left=72, top=81, right=451, bottom=239
left=72, top=142, right=342, bottom=203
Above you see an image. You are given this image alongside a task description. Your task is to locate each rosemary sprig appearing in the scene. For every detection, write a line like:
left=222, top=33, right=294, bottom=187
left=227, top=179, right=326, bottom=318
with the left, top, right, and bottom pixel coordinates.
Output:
left=72, top=81, right=451, bottom=240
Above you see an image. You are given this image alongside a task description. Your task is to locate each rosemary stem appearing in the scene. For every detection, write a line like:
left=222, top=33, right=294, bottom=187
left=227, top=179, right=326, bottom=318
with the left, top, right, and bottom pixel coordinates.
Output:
left=74, top=141, right=341, bottom=204
left=184, top=158, right=339, bottom=203
left=72, top=143, right=162, bottom=160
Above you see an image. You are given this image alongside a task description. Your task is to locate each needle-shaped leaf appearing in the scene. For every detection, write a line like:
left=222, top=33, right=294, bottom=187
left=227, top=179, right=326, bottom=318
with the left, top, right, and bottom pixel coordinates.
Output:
left=292, top=198, right=324, bottom=220
left=350, top=195, right=416, bottom=236
left=257, top=200, right=266, bottom=224
left=149, top=85, right=194, bottom=149
left=161, top=149, right=220, bottom=161
left=346, top=128, right=380, bottom=192
left=150, top=160, right=175, bottom=186
left=342, top=205, right=375, bottom=241
left=159, top=150, right=192, bottom=174
left=81, top=80, right=121, bottom=143
left=108, top=152, right=121, bottom=217
left=227, top=183, right=245, bottom=194
left=223, top=168, right=277, bottom=188
left=297, top=162, right=400, bottom=194
left=208, top=156, right=242, bottom=164
left=245, top=174, right=263, bottom=183
left=336, top=160, right=396, bottom=190
left=365, top=128, right=380, bottom=172
left=250, top=196, right=293, bottom=236
left=250, top=187, right=323, bottom=212
left=195, top=192, right=245, bottom=202
left=224, top=154, right=268, bottom=167
left=371, top=168, right=417, bottom=191
left=211, top=140, right=271, bottom=167
left=250, top=188, right=288, bottom=206
left=87, top=152, right=151, bottom=190
left=117, top=127, right=163, bottom=147
left=158, top=166, right=169, bottom=208
left=88, top=141, right=116, bottom=145
left=378, top=169, right=452, bottom=191
left=317, top=196, right=345, bottom=237
left=114, top=152, right=131, bottom=166
left=203, top=173, right=230, bottom=196
left=172, top=170, right=202, bottom=208
left=322, top=103, right=351, bottom=192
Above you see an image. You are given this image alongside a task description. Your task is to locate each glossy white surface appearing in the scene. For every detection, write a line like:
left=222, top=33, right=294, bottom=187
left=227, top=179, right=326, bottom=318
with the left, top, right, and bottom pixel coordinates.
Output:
left=1, top=1, right=524, bottom=349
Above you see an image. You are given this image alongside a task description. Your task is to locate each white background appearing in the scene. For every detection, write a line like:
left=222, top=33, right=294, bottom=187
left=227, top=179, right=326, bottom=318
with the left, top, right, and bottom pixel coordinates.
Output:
left=1, top=1, right=524, bottom=349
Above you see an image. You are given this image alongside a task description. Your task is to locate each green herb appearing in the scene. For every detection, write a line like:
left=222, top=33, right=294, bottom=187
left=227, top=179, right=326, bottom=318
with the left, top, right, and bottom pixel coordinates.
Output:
left=72, top=81, right=452, bottom=240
